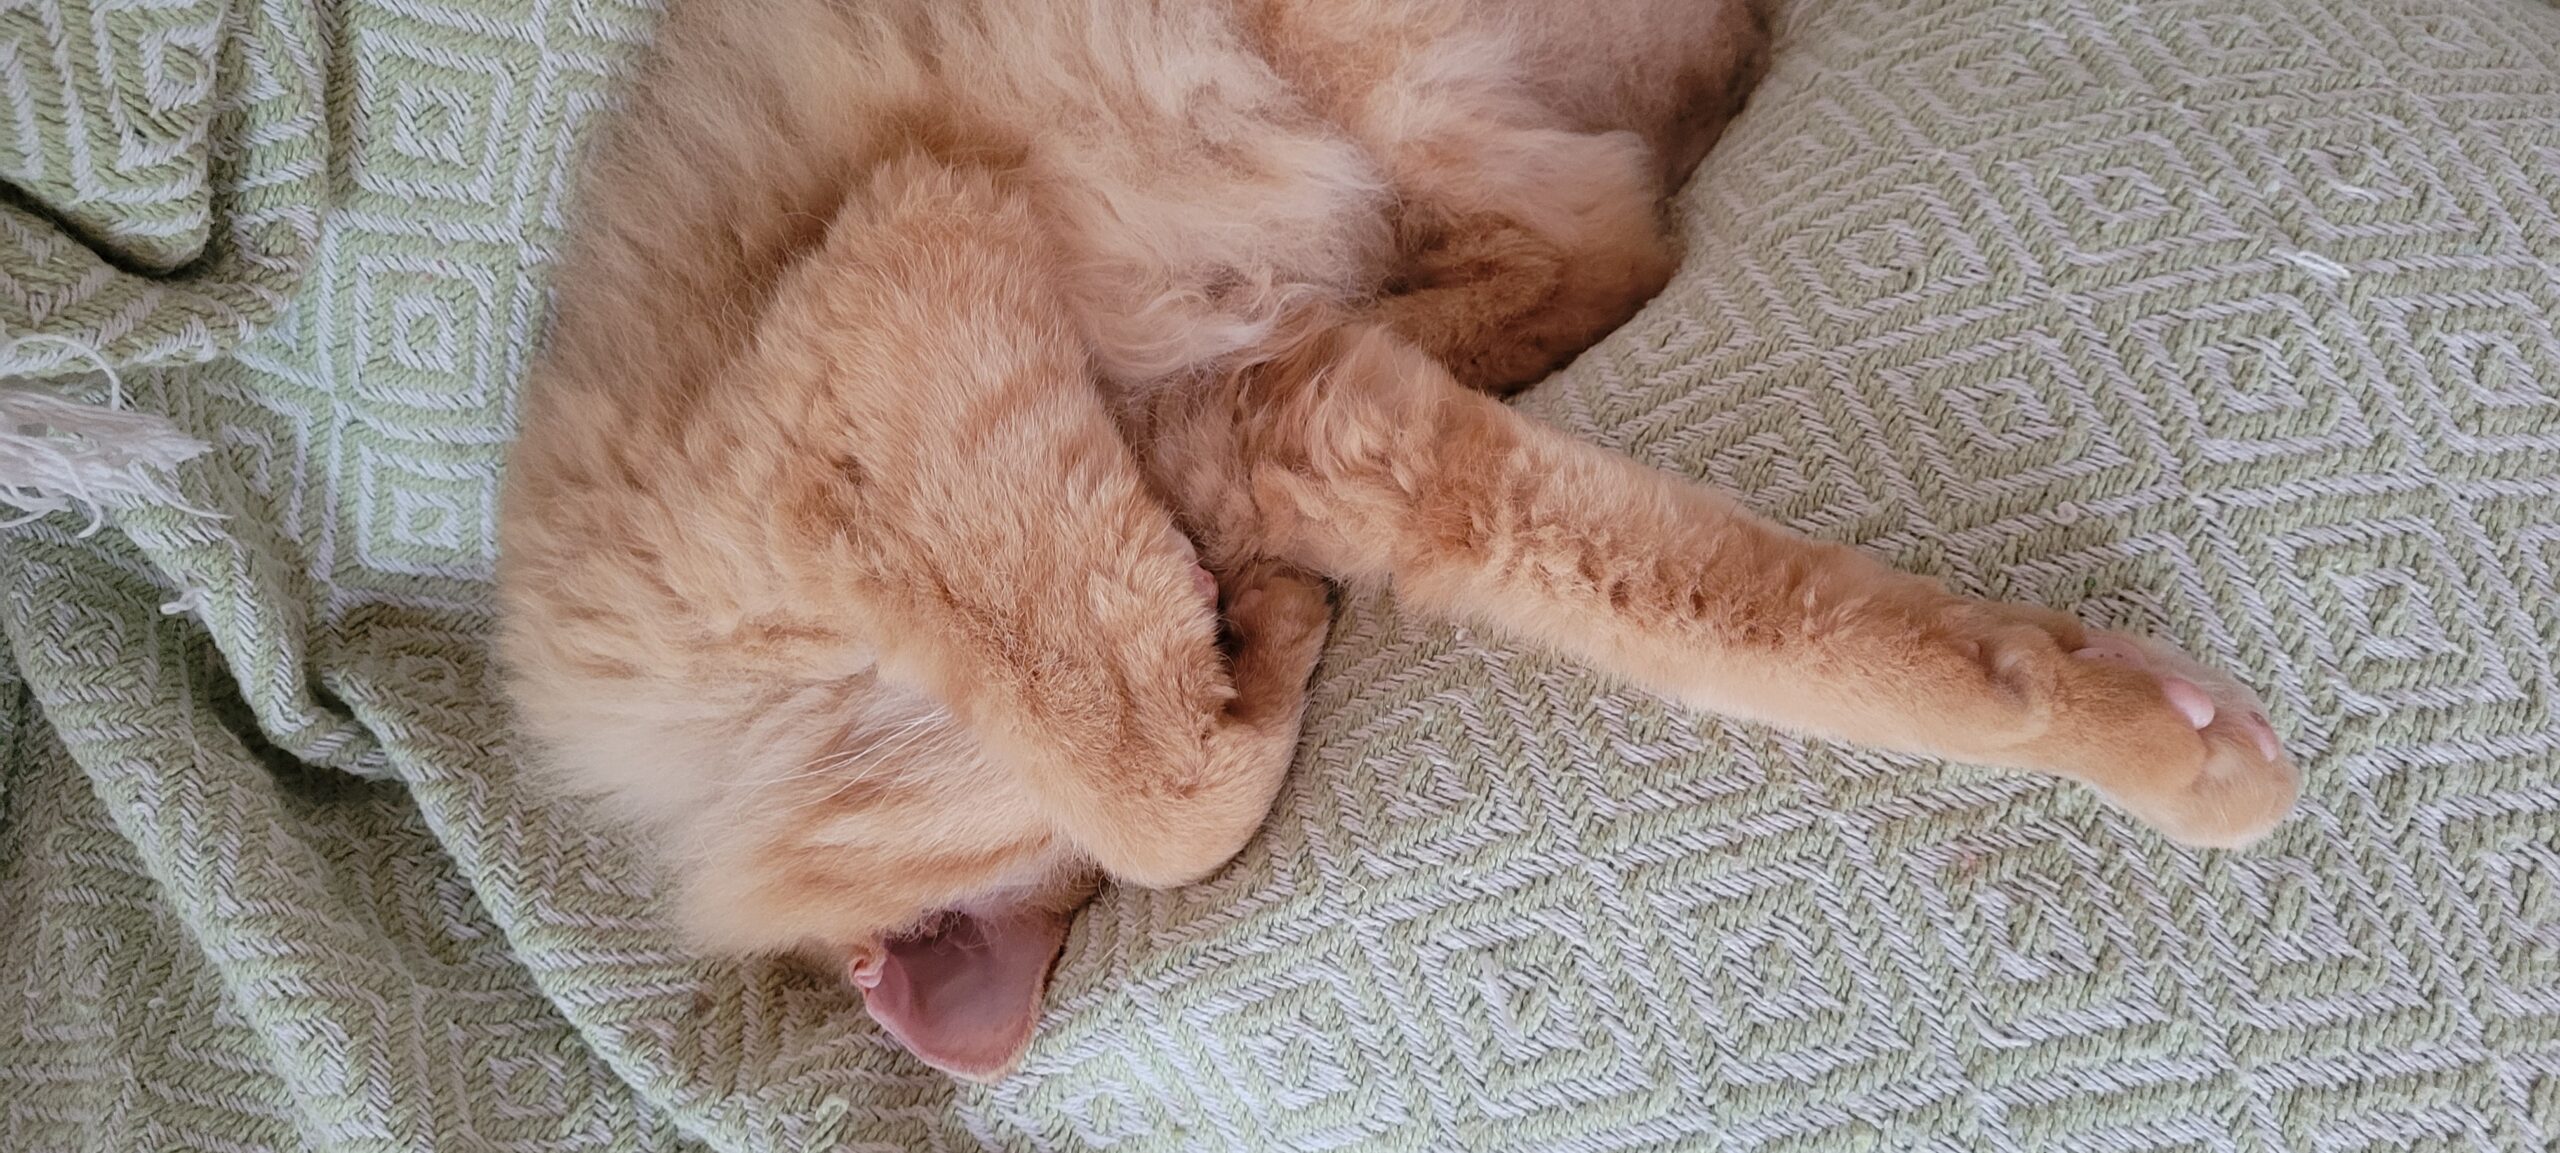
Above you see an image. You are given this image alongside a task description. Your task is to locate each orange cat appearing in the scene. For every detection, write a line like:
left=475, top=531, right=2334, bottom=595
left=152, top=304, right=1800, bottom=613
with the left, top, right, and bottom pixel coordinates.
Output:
left=497, top=0, right=2299, bottom=1081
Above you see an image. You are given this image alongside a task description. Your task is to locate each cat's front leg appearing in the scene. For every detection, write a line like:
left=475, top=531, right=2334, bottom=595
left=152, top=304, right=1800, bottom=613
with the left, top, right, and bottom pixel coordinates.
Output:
left=1097, top=557, right=1334, bottom=886
left=858, top=477, right=1330, bottom=891
left=1219, top=321, right=2300, bottom=848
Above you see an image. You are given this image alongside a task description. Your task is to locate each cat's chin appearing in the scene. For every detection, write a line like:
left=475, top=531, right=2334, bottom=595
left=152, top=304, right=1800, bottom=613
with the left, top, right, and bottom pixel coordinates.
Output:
left=847, top=905, right=1074, bottom=1082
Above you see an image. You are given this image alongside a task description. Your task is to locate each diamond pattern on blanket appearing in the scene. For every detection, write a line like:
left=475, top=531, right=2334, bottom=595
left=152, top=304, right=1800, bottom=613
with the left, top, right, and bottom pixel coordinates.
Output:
left=0, top=0, right=325, bottom=373
left=0, top=0, right=219, bottom=271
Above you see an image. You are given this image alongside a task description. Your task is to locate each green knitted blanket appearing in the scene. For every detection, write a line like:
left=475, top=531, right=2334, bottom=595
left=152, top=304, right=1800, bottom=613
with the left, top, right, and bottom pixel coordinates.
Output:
left=4, top=0, right=2557, bottom=1148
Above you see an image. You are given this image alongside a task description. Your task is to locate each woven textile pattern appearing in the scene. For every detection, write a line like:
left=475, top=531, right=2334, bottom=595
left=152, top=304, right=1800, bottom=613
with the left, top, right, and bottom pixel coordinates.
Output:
left=0, top=0, right=215, bottom=272
left=0, top=0, right=324, bottom=371
left=2, top=0, right=2557, bottom=1149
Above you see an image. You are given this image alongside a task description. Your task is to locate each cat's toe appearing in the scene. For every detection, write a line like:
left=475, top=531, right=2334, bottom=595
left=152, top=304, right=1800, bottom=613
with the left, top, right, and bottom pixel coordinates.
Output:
left=1221, top=562, right=1331, bottom=643
left=2070, top=631, right=2301, bottom=849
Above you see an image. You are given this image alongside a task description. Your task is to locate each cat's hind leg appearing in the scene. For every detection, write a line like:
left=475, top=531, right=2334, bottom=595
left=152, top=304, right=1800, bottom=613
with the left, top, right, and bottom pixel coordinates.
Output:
left=1258, top=0, right=1773, bottom=394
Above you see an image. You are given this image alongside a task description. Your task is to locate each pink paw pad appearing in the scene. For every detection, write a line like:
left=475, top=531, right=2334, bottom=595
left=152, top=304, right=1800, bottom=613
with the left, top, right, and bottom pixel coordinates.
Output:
left=2234, top=709, right=2281, bottom=761
left=2064, top=627, right=2300, bottom=848
left=2075, top=637, right=2216, bottom=727
left=2158, top=677, right=2217, bottom=729
left=1191, top=563, right=1218, bottom=605
left=2070, top=633, right=2285, bottom=759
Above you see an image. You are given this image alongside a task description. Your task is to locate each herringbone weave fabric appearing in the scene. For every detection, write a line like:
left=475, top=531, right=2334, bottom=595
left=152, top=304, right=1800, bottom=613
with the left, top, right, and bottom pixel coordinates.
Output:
left=3, top=0, right=2557, bottom=1148
left=0, top=0, right=322, bottom=371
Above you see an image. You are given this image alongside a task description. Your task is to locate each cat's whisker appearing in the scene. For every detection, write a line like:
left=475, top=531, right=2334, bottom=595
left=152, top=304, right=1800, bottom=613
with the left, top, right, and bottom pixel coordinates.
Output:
left=735, top=717, right=957, bottom=795
left=750, top=727, right=961, bottom=809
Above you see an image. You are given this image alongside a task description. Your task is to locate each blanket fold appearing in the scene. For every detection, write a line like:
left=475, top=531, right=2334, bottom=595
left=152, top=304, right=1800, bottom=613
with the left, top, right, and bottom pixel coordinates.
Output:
left=0, top=0, right=325, bottom=375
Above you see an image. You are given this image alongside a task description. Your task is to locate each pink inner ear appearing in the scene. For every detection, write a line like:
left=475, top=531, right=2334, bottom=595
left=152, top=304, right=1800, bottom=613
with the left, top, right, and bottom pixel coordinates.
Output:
left=854, top=907, right=1073, bottom=1082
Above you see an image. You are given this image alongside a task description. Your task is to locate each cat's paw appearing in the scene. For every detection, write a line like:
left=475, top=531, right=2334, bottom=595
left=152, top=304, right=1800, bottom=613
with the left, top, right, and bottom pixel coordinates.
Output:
left=1919, top=597, right=2300, bottom=849
left=1220, top=561, right=1331, bottom=654
left=1216, top=561, right=1332, bottom=711
left=2062, top=630, right=2299, bottom=849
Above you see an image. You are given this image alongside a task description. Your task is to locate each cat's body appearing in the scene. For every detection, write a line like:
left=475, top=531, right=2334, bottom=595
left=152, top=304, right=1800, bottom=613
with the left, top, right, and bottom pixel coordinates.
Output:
left=499, top=0, right=2300, bottom=1080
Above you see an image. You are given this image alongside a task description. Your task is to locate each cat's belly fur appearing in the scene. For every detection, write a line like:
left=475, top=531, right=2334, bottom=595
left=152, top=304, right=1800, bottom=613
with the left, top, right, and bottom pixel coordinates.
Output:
left=912, top=0, right=1400, bottom=390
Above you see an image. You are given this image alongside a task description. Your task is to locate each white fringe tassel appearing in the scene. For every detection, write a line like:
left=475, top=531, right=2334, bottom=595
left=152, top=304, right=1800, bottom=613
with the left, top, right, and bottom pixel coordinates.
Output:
left=0, top=334, right=219, bottom=536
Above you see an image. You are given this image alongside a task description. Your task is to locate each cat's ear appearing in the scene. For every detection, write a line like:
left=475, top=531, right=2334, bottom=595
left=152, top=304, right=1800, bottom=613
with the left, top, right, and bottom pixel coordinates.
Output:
left=852, top=907, right=1072, bottom=1081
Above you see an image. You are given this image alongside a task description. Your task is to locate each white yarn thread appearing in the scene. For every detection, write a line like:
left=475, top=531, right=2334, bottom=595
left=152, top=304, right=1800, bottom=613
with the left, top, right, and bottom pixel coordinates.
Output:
left=0, top=333, right=222, bottom=536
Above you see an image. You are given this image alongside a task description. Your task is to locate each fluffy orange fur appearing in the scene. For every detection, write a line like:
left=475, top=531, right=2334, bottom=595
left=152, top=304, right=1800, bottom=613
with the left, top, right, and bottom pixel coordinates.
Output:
left=498, top=0, right=2299, bottom=1080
